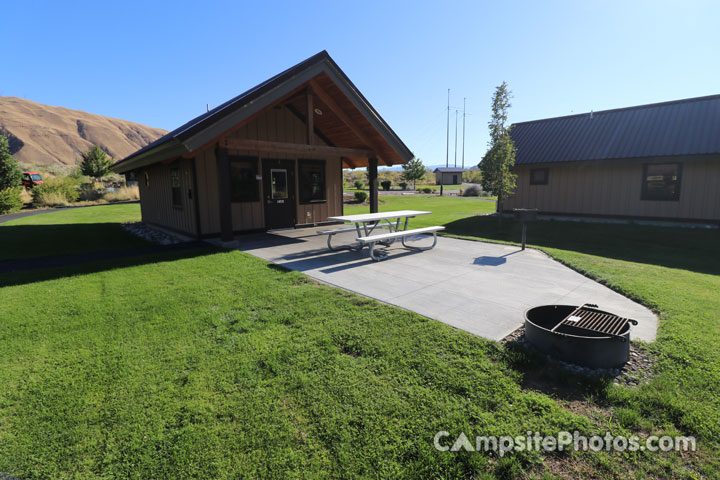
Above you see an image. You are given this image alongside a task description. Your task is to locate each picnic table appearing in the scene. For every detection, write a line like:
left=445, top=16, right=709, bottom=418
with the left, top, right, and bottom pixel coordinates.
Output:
left=319, top=210, right=444, bottom=261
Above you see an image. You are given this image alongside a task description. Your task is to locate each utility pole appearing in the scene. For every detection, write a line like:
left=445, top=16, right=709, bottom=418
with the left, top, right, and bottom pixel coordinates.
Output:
left=454, top=110, right=459, bottom=168
left=445, top=89, right=450, bottom=168
left=461, top=98, right=466, bottom=169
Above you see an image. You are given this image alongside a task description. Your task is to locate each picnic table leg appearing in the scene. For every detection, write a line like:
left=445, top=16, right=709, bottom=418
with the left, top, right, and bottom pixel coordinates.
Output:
left=401, top=231, right=439, bottom=251
left=327, top=232, right=363, bottom=252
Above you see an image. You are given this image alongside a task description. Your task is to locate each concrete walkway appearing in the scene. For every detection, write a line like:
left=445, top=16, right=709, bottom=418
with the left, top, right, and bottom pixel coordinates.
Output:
left=234, top=227, right=658, bottom=342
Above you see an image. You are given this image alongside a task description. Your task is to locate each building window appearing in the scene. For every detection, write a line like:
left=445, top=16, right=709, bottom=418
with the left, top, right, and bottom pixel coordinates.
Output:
left=229, top=156, right=259, bottom=202
left=170, top=167, right=182, bottom=207
left=530, top=168, right=549, bottom=185
left=144, top=171, right=150, bottom=187
left=642, top=163, right=682, bottom=201
left=298, top=159, right=326, bottom=204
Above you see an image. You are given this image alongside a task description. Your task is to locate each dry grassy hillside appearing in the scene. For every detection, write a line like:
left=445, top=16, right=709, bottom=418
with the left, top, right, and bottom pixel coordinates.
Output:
left=0, top=96, right=167, bottom=166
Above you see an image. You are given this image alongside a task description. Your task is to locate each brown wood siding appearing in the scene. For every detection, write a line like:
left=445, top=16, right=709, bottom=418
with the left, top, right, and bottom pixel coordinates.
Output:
left=192, top=106, right=343, bottom=234
left=137, top=158, right=197, bottom=235
left=504, top=157, right=720, bottom=221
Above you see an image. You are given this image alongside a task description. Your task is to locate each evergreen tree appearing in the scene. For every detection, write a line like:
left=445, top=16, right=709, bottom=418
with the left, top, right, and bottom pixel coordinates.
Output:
left=80, top=144, right=114, bottom=179
left=0, top=134, right=22, bottom=190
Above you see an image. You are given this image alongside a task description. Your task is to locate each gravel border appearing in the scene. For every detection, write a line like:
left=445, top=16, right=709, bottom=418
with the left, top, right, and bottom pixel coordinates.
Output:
left=502, top=326, right=656, bottom=386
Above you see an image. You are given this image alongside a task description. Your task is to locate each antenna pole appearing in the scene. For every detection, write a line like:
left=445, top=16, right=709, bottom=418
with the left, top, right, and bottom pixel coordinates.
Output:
left=454, top=110, right=458, bottom=168
left=445, top=89, right=450, bottom=168
left=461, top=98, right=466, bottom=169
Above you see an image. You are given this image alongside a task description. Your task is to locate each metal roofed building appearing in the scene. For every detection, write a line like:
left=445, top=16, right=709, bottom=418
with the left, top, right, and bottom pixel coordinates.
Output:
left=433, top=167, right=465, bottom=185
left=504, top=94, right=720, bottom=223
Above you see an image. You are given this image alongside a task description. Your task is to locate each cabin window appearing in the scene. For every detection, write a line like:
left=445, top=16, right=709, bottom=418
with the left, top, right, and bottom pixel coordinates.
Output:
left=229, top=156, right=259, bottom=202
left=170, top=167, right=182, bottom=207
left=642, top=163, right=682, bottom=201
left=530, top=168, right=549, bottom=185
left=298, top=159, right=326, bottom=204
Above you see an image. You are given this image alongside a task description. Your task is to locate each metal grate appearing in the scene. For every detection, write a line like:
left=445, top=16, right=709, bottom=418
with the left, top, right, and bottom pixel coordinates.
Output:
left=551, top=304, right=638, bottom=340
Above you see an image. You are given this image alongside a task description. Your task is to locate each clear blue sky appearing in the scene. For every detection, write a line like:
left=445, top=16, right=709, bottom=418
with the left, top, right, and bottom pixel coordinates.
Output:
left=5, top=0, right=719, bottom=167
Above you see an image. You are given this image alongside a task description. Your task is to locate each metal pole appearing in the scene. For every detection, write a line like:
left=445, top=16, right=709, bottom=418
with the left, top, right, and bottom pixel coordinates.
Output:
left=521, top=223, right=527, bottom=250
left=454, top=110, right=458, bottom=168
left=445, top=89, right=450, bottom=168
left=461, top=98, right=466, bottom=169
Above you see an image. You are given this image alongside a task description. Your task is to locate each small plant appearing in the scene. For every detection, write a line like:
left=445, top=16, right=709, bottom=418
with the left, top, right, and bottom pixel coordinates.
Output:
left=422, top=187, right=433, bottom=194
left=398, top=182, right=407, bottom=190
left=354, top=191, right=368, bottom=203
left=462, top=185, right=482, bottom=197
left=0, top=186, right=22, bottom=214
left=32, top=177, right=80, bottom=207
left=353, top=180, right=364, bottom=190
left=380, top=180, right=392, bottom=191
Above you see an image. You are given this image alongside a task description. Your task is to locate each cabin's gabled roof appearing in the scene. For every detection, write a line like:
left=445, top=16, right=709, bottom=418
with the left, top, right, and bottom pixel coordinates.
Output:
left=112, top=51, right=413, bottom=173
left=433, top=167, right=465, bottom=173
left=510, top=94, right=720, bottom=165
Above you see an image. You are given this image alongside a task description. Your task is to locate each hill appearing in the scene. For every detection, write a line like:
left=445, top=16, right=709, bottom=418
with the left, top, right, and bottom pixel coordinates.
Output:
left=0, top=96, right=167, bottom=166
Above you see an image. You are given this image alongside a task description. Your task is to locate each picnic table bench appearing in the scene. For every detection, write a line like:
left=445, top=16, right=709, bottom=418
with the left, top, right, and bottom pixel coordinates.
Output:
left=319, top=210, right=445, bottom=261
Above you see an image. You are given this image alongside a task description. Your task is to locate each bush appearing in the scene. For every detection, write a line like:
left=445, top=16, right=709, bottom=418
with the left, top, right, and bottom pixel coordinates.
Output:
left=380, top=180, right=392, bottom=191
left=353, top=180, right=364, bottom=190
left=104, top=185, right=140, bottom=202
left=32, top=177, right=80, bottom=207
left=354, top=191, right=368, bottom=203
left=399, top=182, right=407, bottom=190
left=0, top=135, right=22, bottom=190
left=421, top=187, right=433, bottom=194
left=462, top=185, right=482, bottom=197
left=0, top=187, right=22, bottom=214
left=78, top=182, right=105, bottom=201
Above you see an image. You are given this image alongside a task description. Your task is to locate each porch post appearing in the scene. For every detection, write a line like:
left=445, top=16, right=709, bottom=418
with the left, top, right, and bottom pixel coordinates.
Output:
left=368, top=157, right=378, bottom=213
left=215, top=145, right=233, bottom=242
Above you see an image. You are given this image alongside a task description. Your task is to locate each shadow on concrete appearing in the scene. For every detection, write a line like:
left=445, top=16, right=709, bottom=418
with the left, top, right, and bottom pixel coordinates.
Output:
left=473, top=250, right=522, bottom=266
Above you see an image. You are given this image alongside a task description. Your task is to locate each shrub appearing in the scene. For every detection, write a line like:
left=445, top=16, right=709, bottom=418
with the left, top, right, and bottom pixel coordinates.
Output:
left=462, top=185, right=482, bottom=197
left=398, top=182, right=407, bottom=190
left=422, top=187, right=433, bottom=194
left=354, top=191, right=368, bottom=203
left=32, top=177, right=80, bottom=207
left=104, top=185, right=140, bottom=202
left=78, top=182, right=105, bottom=201
left=380, top=180, right=392, bottom=191
left=0, top=187, right=22, bottom=214
left=353, top=180, right=364, bottom=190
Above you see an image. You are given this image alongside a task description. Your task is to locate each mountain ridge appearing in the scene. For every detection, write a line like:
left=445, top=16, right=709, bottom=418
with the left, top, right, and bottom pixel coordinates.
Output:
left=0, top=96, right=167, bottom=166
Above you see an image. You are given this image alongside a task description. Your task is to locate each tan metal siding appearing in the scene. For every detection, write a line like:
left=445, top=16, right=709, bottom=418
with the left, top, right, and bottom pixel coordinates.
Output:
left=137, top=158, right=197, bottom=235
left=505, top=157, right=720, bottom=221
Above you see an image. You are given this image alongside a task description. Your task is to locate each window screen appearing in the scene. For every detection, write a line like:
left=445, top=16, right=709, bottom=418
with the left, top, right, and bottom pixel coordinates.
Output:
left=641, top=163, right=682, bottom=201
left=229, top=156, right=259, bottom=202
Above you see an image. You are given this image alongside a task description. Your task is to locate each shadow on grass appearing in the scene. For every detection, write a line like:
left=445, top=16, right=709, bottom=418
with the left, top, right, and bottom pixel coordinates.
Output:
left=444, top=216, right=720, bottom=276
left=0, top=245, right=222, bottom=289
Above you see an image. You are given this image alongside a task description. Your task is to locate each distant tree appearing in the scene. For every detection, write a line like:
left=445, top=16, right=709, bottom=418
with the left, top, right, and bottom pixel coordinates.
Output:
left=380, top=180, right=392, bottom=191
left=80, top=145, right=114, bottom=179
left=353, top=180, right=364, bottom=190
left=0, top=134, right=22, bottom=190
left=479, top=82, right=517, bottom=230
left=401, top=157, right=426, bottom=189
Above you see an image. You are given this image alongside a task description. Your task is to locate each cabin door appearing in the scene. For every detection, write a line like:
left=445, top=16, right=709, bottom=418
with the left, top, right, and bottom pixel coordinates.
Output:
left=262, top=159, right=296, bottom=229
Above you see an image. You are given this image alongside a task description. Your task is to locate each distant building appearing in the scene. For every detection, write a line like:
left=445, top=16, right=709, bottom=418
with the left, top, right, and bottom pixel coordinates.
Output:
left=433, top=167, right=464, bottom=185
left=505, top=94, right=720, bottom=223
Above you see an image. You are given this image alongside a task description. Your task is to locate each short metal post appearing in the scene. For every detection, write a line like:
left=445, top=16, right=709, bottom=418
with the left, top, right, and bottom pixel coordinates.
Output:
left=521, top=223, right=527, bottom=250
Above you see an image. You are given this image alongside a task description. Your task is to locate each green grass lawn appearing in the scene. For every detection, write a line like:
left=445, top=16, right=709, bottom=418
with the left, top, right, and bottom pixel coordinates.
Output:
left=0, top=203, right=147, bottom=261
left=344, top=195, right=497, bottom=228
left=1, top=204, right=718, bottom=479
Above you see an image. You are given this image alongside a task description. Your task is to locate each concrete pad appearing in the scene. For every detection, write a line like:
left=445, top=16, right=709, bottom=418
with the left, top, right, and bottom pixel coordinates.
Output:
left=233, top=227, right=658, bottom=342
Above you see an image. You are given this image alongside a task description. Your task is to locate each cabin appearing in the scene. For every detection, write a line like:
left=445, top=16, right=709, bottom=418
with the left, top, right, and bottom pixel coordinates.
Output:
left=433, top=167, right=464, bottom=185
left=111, top=51, right=413, bottom=240
left=504, top=94, right=720, bottom=223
